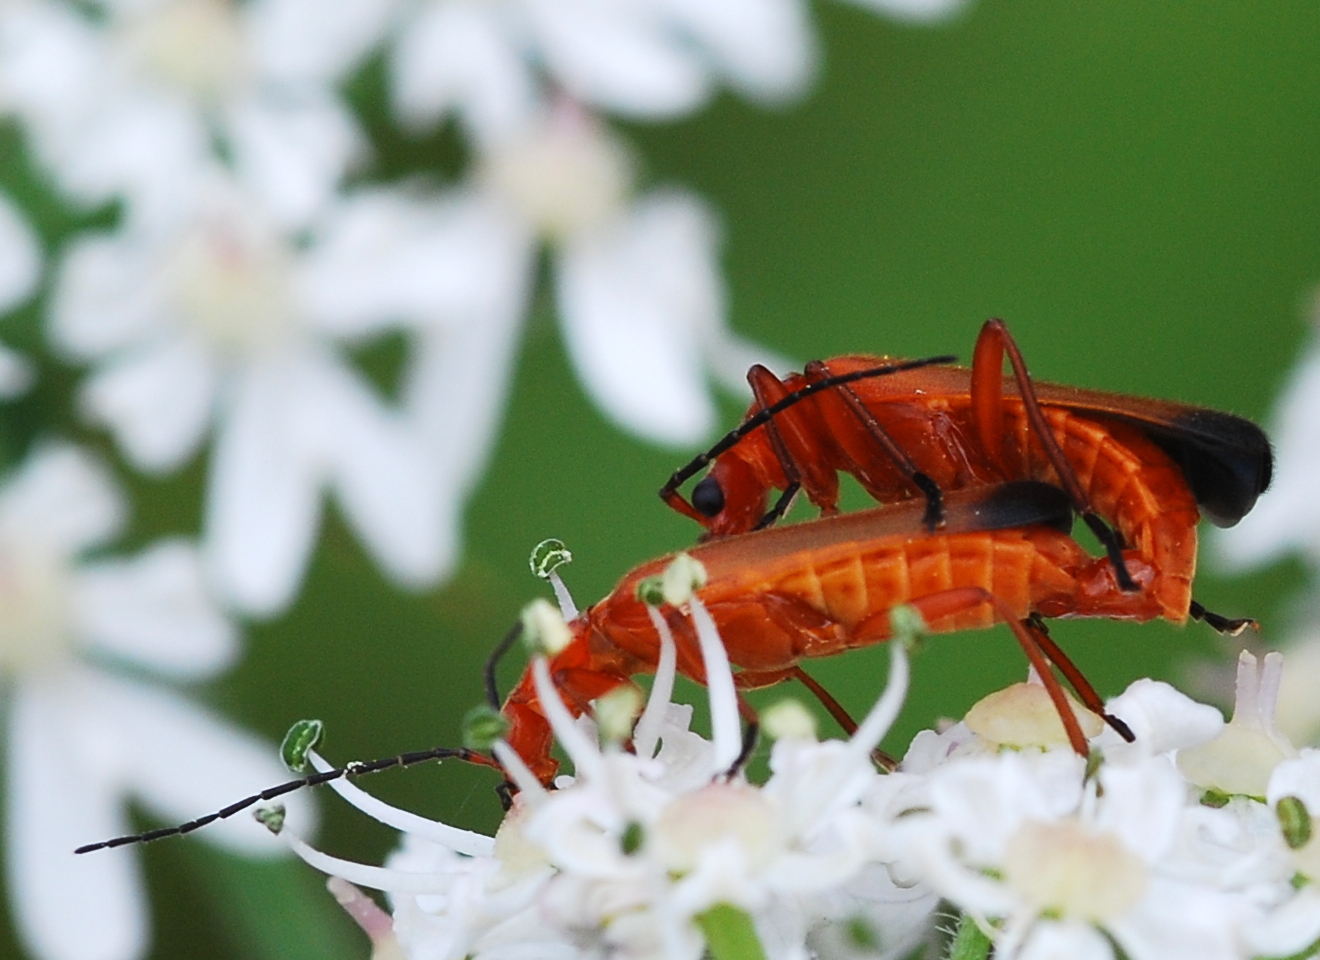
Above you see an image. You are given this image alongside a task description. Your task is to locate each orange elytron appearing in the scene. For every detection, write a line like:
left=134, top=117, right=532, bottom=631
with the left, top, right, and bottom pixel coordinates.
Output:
left=660, top=319, right=1272, bottom=631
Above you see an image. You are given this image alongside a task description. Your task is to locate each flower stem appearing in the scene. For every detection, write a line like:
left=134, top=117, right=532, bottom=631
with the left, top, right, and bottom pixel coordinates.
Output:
left=696, top=904, right=768, bottom=960
left=947, top=913, right=991, bottom=960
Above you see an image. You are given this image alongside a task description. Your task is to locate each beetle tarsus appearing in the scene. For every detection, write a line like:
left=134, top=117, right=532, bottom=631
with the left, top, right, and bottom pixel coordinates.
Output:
left=1188, top=600, right=1258, bottom=636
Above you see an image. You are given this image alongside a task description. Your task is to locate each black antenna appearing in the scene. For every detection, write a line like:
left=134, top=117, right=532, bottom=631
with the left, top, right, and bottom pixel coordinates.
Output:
left=484, top=621, right=524, bottom=710
left=75, top=744, right=499, bottom=854
left=659, top=354, right=957, bottom=502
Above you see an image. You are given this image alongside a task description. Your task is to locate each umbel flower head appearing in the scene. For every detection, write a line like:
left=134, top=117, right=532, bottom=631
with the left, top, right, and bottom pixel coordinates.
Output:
left=263, top=556, right=936, bottom=960
left=238, top=555, right=1320, bottom=960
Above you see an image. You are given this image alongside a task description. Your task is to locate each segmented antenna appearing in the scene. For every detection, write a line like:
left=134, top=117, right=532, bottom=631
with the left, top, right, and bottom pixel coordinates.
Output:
left=75, top=738, right=499, bottom=854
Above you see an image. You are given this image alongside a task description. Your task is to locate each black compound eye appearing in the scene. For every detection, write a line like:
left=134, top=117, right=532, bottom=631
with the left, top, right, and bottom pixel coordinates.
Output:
left=692, top=475, right=725, bottom=517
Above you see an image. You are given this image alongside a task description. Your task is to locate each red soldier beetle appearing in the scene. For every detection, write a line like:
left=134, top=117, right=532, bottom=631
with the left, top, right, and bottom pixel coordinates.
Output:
left=77, top=480, right=1147, bottom=853
left=660, top=319, right=1271, bottom=635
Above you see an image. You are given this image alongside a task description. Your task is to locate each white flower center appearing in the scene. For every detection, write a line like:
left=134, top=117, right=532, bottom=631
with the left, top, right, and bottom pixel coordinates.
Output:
left=165, top=194, right=300, bottom=356
left=653, top=782, right=784, bottom=874
left=481, top=112, right=633, bottom=241
left=119, top=0, right=250, bottom=102
left=0, top=531, right=74, bottom=675
left=1002, top=820, right=1146, bottom=923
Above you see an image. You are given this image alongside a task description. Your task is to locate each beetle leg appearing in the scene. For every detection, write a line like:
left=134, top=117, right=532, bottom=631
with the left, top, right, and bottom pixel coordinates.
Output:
left=746, top=364, right=840, bottom=524
left=972, top=319, right=1139, bottom=592
left=754, top=482, right=801, bottom=530
left=805, top=360, right=946, bottom=531
left=1026, top=614, right=1135, bottom=742
left=1188, top=600, right=1259, bottom=636
left=852, top=586, right=1095, bottom=756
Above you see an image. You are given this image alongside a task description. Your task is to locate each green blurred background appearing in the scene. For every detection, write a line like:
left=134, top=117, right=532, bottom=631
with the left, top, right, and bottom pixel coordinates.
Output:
left=5, top=1, right=1320, bottom=958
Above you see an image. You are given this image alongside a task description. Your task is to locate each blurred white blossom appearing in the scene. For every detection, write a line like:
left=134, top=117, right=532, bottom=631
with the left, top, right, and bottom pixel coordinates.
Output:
left=49, top=169, right=526, bottom=616
left=0, top=0, right=392, bottom=228
left=473, top=104, right=787, bottom=446
left=0, top=443, right=313, bottom=960
left=386, top=0, right=970, bottom=143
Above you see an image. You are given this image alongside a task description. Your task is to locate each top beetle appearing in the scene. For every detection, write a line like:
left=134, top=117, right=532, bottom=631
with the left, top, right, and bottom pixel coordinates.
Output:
left=661, top=319, right=1272, bottom=630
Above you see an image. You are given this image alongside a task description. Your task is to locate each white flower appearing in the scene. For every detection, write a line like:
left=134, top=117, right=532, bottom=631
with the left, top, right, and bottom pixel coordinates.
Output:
left=890, top=748, right=1269, bottom=960
left=0, top=188, right=43, bottom=397
left=0, top=443, right=313, bottom=960
left=389, top=0, right=817, bottom=140
left=50, top=170, right=525, bottom=616
left=0, top=0, right=392, bottom=228
left=471, top=104, right=788, bottom=446
left=266, top=569, right=933, bottom=960
left=386, top=0, right=972, bottom=142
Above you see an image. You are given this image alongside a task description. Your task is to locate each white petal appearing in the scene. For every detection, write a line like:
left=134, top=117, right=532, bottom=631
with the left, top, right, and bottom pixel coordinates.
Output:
left=0, top=190, right=41, bottom=310
left=525, top=0, right=711, bottom=118
left=1100, top=678, right=1224, bottom=762
left=1243, top=886, right=1320, bottom=959
left=659, top=0, right=816, bottom=104
left=0, top=344, right=35, bottom=398
left=204, top=359, right=322, bottom=617
left=836, top=0, right=971, bottom=24
left=1109, top=881, right=1250, bottom=960
left=1216, top=342, right=1320, bottom=569
left=297, top=188, right=533, bottom=338
left=72, top=539, right=238, bottom=679
left=0, top=1, right=102, bottom=134
left=556, top=191, right=723, bottom=446
left=0, top=444, right=125, bottom=554
left=79, top=336, right=219, bottom=473
left=1018, top=920, right=1113, bottom=960
left=88, top=671, right=317, bottom=854
left=298, top=352, right=452, bottom=587
left=1093, top=759, right=1185, bottom=860
left=51, top=231, right=170, bottom=360
left=1266, top=750, right=1320, bottom=808
left=390, top=0, right=539, bottom=143
left=227, top=93, right=364, bottom=230
left=247, top=0, right=396, bottom=85
left=50, top=92, right=210, bottom=228
left=403, top=301, right=524, bottom=496
left=8, top=681, right=147, bottom=960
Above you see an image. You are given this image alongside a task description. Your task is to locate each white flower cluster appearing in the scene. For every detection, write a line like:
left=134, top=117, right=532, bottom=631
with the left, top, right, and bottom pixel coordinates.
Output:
left=275, top=570, right=1320, bottom=960
left=0, top=445, right=313, bottom=960
left=0, top=0, right=969, bottom=621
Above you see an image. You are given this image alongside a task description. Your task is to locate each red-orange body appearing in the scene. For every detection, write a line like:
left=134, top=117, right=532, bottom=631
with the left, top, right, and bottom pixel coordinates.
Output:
left=663, top=322, right=1271, bottom=628
left=502, top=486, right=1159, bottom=782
